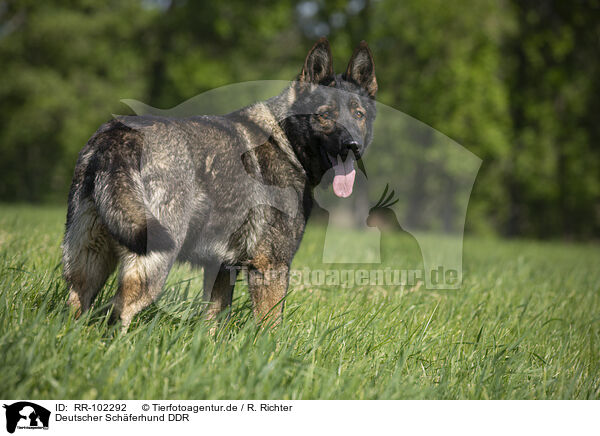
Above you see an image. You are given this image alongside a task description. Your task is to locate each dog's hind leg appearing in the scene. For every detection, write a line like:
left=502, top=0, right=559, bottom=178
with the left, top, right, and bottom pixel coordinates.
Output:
left=62, top=198, right=117, bottom=317
left=112, top=250, right=174, bottom=332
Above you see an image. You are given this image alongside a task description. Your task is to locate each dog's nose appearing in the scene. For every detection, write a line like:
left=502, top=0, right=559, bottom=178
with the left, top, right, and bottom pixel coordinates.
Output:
left=340, top=140, right=360, bottom=160
left=344, top=140, right=359, bottom=150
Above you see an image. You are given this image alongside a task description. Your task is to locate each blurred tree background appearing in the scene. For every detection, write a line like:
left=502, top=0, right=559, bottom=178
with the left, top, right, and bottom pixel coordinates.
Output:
left=0, top=0, right=598, bottom=238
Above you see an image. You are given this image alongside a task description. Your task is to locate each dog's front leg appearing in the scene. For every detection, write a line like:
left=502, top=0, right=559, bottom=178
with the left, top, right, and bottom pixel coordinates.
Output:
left=203, top=263, right=238, bottom=333
left=247, top=256, right=290, bottom=328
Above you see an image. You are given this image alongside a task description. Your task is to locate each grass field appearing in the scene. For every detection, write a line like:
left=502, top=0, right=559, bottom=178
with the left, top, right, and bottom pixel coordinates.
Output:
left=0, top=204, right=599, bottom=399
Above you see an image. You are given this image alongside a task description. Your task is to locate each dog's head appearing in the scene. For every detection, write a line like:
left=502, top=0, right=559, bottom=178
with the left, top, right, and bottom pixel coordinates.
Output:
left=285, top=38, right=377, bottom=198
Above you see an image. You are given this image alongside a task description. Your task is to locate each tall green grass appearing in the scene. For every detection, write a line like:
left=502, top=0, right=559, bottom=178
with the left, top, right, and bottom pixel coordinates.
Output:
left=0, top=204, right=598, bottom=399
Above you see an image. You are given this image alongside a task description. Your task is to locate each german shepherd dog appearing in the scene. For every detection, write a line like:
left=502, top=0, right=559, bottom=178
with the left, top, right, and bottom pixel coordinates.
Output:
left=62, top=38, right=377, bottom=331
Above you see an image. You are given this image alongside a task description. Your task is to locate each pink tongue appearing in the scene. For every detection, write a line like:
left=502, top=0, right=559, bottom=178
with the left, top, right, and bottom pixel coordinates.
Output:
left=332, top=155, right=356, bottom=198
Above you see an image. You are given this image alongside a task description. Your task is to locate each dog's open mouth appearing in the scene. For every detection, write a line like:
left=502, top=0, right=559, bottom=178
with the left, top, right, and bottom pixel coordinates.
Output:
left=329, top=154, right=356, bottom=198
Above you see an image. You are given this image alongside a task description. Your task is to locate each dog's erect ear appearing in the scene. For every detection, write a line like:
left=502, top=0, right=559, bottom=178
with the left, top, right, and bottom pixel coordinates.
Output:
left=300, top=37, right=334, bottom=85
left=344, top=41, right=377, bottom=98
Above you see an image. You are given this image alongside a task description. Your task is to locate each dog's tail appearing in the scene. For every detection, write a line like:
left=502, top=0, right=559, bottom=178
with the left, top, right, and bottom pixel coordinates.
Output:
left=93, top=169, right=174, bottom=255
left=93, top=169, right=174, bottom=254
left=88, top=123, right=174, bottom=255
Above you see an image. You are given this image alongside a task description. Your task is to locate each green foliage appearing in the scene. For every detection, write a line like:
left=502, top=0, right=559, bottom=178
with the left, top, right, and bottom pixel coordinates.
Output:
left=0, top=0, right=598, bottom=237
left=503, top=0, right=600, bottom=237
left=0, top=0, right=153, bottom=201
left=1, top=205, right=599, bottom=399
left=368, top=0, right=513, bottom=234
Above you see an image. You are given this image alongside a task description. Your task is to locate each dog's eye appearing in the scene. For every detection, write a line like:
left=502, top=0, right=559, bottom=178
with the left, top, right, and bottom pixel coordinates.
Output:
left=319, top=110, right=333, bottom=120
left=354, top=110, right=365, bottom=119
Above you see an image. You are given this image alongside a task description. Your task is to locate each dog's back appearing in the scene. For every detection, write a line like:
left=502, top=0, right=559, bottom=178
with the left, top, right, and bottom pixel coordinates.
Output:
left=62, top=103, right=305, bottom=329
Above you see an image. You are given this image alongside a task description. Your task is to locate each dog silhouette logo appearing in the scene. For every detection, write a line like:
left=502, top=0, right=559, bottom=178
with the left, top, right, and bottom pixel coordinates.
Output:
left=3, top=402, right=50, bottom=433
